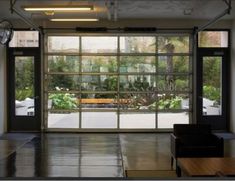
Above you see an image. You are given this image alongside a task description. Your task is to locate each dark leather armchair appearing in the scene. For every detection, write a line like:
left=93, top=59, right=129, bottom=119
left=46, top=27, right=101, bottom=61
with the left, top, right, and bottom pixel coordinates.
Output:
left=171, top=124, right=224, bottom=176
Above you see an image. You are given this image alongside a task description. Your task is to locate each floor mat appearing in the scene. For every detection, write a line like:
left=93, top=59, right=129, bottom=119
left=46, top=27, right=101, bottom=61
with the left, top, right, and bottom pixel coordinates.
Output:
left=214, top=133, right=235, bottom=140
left=126, top=170, right=177, bottom=178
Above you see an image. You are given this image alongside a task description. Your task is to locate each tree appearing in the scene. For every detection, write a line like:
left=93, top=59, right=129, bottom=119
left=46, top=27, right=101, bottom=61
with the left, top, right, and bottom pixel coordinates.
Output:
left=203, top=57, right=221, bottom=88
left=158, top=36, right=189, bottom=93
left=199, top=31, right=221, bottom=47
left=15, top=57, right=34, bottom=100
left=48, top=56, right=76, bottom=90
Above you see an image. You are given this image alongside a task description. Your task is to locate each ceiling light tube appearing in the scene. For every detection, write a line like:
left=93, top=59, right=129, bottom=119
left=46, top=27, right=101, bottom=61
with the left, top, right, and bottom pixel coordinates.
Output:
left=50, top=18, right=99, bottom=22
left=23, top=6, right=93, bottom=11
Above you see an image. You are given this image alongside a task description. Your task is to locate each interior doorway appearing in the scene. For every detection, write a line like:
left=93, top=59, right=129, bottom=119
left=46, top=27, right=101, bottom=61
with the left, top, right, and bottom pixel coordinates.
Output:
left=7, top=31, right=41, bottom=131
left=196, top=30, right=230, bottom=131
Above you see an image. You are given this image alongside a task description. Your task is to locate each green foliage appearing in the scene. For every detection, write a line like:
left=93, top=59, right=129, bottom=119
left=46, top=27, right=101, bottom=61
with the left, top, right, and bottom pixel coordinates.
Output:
left=173, top=56, right=188, bottom=72
left=158, top=36, right=189, bottom=53
left=15, top=58, right=34, bottom=101
left=158, top=97, right=182, bottom=109
left=83, top=56, right=117, bottom=72
left=148, top=96, right=182, bottom=110
left=49, top=56, right=77, bottom=90
left=119, top=76, right=156, bottom=109
left=49, top=56, right=79, bottom=72
left=203, top=57, right=221, bottom=89
left=175, top=79, right=188, bottom=91
left=127, top=76, right=154, bottom=92
left=50, top=75, right=74, bottom=90
left=15, top=58, right=34, bottom=90
left=49, top=93, right=77, bottom=109
left=15, top=87, right=33, bottom=101
left=95, top=76, right=118, bottom=98
left=102, top=76, right=118, bottom=91
left=203, top=85, right=220, bottom=104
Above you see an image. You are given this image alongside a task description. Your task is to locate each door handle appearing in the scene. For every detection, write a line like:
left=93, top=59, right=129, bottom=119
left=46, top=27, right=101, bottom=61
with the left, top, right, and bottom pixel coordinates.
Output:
left=34, top=96, right=39, bottom=99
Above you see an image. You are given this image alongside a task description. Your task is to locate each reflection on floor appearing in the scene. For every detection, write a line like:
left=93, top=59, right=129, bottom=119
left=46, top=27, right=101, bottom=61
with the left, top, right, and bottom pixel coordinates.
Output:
left=0, top=133, right=234, bottom=178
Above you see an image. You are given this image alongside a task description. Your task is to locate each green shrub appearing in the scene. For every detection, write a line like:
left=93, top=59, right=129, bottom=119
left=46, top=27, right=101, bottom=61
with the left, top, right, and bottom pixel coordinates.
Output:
left=49, top=93, right=78, bottom=109
left=15, top=87, right=33, bottom=101
left=203, top=85, right=220, bottom=104
left=148, top=96, right=182, bottom=110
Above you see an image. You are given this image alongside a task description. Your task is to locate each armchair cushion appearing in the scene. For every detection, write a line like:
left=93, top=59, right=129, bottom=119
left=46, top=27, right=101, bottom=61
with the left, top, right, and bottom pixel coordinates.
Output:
left=174, top=124, right=211, bottom=136
left=179, top=134, right=221, bottom=146
left=171, top=124, right=224, bottom=159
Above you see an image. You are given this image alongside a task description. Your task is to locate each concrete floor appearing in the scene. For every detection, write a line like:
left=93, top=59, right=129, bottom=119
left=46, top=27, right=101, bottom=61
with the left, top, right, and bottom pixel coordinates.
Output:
left=0, top=133, right=234, bottom=178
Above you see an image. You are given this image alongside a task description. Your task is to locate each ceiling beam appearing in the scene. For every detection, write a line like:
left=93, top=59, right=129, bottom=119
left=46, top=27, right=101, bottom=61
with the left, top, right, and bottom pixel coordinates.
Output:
left=9, top=0, right=42, bottom=34
left=10, top=0, right=17, bottom=14
left=195, top=0, right=232, bottom=34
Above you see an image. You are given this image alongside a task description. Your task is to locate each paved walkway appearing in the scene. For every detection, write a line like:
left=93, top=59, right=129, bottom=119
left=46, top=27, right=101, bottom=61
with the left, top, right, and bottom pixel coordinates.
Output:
left=48, top=112, right=189, bottom=129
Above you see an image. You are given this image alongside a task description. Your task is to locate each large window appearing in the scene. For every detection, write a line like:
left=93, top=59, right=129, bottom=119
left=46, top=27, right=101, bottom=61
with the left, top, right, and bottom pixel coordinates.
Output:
left=45, top=34, right=192, bottom=130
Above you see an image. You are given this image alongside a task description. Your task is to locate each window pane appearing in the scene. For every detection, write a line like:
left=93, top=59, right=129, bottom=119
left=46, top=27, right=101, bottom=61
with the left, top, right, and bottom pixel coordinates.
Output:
left=158, top=36, right=189, bottom=53
left=203, top=57, right=222, bottom=115
left=82, top=36, right=117, bottom=53
left=120, top=36, right=155, bottom=53
left=48, top=56, right=79, bottom=72
left=48, top=75, right=79, bottom=90
left=120, top=56, right=155, bottom=73
left=158, top=56, right=189, bottom=73
left=48, top=111, right=79, bottom=128
left=82, top=112, right=117, bottom=128
left=120, top=75, right=155, bottom=92
left=157, top=94, right=189, bottom=110
left=120, top=112, right=155, bottom=129
left=198, top=31, right=228, bottom=48
left=9, top=31, right=39, bottom=47
left=158, top=112, right=189, bottom=128
left=82, top=75, right=117, bottom=91
left=15, top=56, right=34, bottom=116
left=119, top=93, right=156, bottom=110
left=82, top=56, right=117, bottom=72
left=48, top=36, right=79, bottom=53
left=48, top=92, right=79, bottom=128
left=81, top=94, right=117, bottom=109
left=157, top=75, right=189, bottom=91
left=48, top=93, right=79, bottom=110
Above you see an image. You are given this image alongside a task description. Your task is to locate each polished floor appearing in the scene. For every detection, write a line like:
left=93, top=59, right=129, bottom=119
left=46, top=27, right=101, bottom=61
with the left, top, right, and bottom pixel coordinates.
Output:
left=0, top=133, right=234, bottom=178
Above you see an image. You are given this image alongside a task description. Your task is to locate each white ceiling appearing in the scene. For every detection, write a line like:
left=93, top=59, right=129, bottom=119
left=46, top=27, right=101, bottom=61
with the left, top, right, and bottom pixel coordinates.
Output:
left=0, top=0, right=234, bottom=21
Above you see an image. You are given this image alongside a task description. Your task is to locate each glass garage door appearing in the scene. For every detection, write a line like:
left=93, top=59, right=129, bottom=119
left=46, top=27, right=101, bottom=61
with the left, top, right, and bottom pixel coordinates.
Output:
left=45, top=34, right=192, bottom=131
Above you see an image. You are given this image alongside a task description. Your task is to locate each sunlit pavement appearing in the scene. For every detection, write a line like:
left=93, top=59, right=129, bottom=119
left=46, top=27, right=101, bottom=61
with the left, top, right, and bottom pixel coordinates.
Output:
left=48, top=112, right=189, bottom=129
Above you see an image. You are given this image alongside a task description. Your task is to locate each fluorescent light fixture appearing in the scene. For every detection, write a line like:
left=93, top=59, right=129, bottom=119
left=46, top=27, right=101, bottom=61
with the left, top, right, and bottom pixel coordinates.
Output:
left=50, top=18, right=99, bottom=22
left=23, top=6, right=93, bottom=12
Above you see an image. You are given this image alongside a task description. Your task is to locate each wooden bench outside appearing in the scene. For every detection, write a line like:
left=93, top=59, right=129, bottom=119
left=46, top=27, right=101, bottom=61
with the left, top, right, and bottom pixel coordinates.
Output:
left=80, top=98, right=131, bottom=104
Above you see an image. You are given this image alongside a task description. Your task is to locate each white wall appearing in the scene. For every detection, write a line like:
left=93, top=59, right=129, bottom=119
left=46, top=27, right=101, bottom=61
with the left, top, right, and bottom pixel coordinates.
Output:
left=0, top=45, right=6, bottom=135
left=230, top=20, right=235, bottom=133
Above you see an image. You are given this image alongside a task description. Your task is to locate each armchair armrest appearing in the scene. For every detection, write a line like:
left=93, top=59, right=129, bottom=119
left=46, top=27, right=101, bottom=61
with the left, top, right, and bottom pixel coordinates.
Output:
left=210, top=134, right=224, bottom=156
left=217, top=136, right=224, bottom=157
left=170, top=133, right=180, bottom=158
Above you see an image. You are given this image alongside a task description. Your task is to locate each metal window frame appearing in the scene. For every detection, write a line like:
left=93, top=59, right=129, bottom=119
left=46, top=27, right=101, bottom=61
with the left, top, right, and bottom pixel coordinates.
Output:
left=44, top=32, right=193, bottom=132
